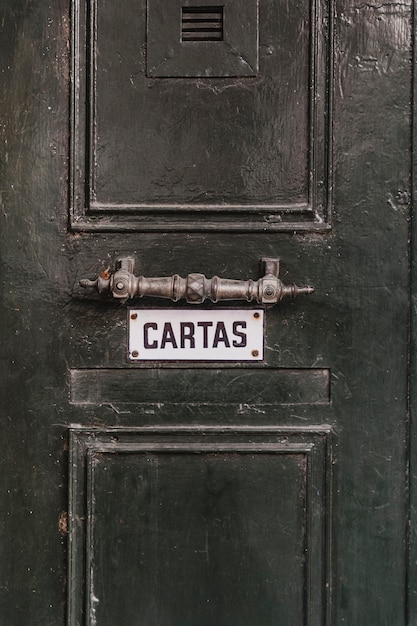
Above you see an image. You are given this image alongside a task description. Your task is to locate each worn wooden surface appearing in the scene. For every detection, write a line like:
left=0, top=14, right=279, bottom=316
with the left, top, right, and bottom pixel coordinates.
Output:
left=71, top=0, right=330, bottom=230
left=68, top=427, right=330, bottom=625
left=0, top=0, right=413, bottom=624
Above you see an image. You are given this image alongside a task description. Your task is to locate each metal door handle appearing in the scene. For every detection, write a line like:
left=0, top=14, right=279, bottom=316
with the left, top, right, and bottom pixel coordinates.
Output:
left=80, top=256, right=314, bottom=306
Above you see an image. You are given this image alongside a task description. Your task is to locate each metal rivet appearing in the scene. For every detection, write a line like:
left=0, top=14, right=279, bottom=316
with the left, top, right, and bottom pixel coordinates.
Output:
left=252, top=350, right=259, bottom=357
left=131, top=313, right=138, bottom=320
left=116, top=281, right=125, bottom=290
left=131, top=350, right=139, bottom=358
left=253, top=312, right=260, bottom=319
left=264, top=286, right=275, bottom=297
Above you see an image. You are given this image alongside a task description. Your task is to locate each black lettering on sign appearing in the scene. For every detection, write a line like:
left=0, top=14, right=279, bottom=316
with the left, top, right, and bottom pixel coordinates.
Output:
left=232, top=321, right=247, bottom=347
left=197, top=321, right=213, bottom=348
left=212, top=321, right=230, bottom=348
left=143, top=322, right=158, bottom=349
left=140, top=316, right=254, bottom=354
left=180, top=322, right=195, bottom=348
left=160, top=322, right=178, bottom=349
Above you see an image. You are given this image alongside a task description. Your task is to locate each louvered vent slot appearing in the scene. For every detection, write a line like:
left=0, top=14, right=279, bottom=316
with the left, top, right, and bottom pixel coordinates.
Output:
left=182, top=6, right=224, bottom=42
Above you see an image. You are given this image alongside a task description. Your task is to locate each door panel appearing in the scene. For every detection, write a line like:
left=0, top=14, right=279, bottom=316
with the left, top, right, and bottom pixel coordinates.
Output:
left=71, top=0, right=331, bottom=230
left=69, top=428, right=330, bottom=625
left=0, top=0, right=413, bottom=625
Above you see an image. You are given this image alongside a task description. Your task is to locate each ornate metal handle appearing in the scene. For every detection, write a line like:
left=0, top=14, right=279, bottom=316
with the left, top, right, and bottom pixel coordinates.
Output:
left=80, top=257, right=314, bottom=306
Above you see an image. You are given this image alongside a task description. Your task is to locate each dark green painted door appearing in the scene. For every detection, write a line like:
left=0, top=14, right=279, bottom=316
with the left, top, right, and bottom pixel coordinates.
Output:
left=0, top=1, right=413, bottom=624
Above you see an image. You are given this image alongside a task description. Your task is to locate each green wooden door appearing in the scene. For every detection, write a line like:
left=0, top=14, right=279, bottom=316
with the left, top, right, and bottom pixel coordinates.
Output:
left=0, top=0, right=414, bottom=624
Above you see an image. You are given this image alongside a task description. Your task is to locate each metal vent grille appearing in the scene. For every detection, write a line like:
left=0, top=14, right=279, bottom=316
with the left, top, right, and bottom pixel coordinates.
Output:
left=181, top=6, right=224, bottom=42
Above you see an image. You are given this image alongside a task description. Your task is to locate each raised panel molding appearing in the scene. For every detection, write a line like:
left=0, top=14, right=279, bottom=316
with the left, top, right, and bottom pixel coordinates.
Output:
left=68, top=426, right=332, bottom=625
left=70, top=0, right=333, bottom=232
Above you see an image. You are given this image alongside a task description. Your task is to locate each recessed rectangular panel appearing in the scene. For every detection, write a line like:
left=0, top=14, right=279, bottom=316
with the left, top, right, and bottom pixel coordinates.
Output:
left=68, top=427, right=332, bottom=625
left=90, top=451, right=305, bottom=625
left=70, top=367, right=331, bottom=405
left=96, top=0, right=304, bottom=205
left=70, top=0, right=332, bottom=231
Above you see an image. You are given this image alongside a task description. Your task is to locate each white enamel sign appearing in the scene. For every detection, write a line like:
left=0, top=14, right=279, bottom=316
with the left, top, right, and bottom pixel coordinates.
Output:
left=128, top=309, right=264, bottom=361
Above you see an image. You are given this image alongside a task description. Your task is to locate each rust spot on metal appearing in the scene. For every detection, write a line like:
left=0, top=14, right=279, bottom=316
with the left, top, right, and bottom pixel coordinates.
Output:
left=59, top=511, right=68, bottom=537
left=100, top=267, right=111, bottom=280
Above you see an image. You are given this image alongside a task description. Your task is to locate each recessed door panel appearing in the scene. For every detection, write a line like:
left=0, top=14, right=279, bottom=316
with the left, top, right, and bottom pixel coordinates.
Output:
left=71, top=0, right=332, bottom=230
left=69, top=428, right=331, bottom=625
